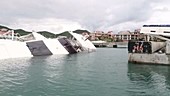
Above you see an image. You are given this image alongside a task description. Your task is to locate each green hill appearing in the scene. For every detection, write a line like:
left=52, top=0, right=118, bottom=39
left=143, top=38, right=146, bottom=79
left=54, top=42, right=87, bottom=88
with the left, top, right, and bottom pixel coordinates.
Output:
left=56, top=31, right=71, bottom=37
left=0, top=25, right=11, bottom=30
left=38, top=31, right=57, bottom=38
left=55, top=29, right=90, bottom=38
left=14, top=29, right=31, bottom=36
left=73, top=29, right=90, bottom=34
left=0, top=25, right=90, bottom=38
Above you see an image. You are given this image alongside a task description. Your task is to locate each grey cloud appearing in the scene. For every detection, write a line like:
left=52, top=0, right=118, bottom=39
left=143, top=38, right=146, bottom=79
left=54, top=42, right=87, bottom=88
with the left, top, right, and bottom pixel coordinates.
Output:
left=0, top=0, right=167, bottom=31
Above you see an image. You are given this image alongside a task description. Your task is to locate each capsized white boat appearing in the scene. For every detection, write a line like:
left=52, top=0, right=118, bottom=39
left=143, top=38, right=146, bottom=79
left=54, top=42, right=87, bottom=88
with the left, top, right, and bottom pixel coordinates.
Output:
left=29, top=31, right=96, bottom=54
left=0, top=29, right=96, bottom=60
left=23, top=32, right=83, bottom=56
left=0, top=30, right=78, bottom=59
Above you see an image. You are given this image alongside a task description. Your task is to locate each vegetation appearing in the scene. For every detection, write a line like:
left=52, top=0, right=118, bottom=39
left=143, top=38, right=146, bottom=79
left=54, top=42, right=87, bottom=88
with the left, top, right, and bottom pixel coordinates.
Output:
left=73, top=29, right=90, bottom=34
left=0, top=25, right=90, bottom=38
left=0, top=25, right=11, bottom=30
left=14, top=29, right=31, bottom=36
left=96, top=34, right=114, bottom=42
left=55, top=31, right=71, bottom=37
left=38, top=31, right=56, bottom=38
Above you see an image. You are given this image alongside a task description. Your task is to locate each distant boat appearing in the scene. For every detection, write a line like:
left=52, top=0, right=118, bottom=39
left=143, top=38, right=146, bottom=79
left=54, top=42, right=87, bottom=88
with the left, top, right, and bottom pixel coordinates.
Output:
left=91, top=40, right=107, bottom=47
left=115, top=41, right=128, bottom=48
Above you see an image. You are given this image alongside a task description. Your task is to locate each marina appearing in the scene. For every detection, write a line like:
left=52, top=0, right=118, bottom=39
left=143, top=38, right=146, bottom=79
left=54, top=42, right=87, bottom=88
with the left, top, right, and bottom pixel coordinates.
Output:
left=1, top=0, right=170, bottom=95
left=1, top=25, right=170, bottom=96
left=92, top=41, right=128, bottom=48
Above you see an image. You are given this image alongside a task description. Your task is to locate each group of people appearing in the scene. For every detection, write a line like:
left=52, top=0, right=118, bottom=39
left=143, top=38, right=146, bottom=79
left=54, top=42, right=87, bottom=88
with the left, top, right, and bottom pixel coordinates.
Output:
left=132, top=43, right=143, bottom=53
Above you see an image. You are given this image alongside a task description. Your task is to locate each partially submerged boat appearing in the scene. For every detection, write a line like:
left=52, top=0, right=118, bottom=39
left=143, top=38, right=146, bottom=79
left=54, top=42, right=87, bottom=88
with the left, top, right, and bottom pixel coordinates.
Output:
left=26, top=31, right=96, bottom=56
left=128, top=25, right=170, bottom=65
left=0, top=30, right=96, bottom=60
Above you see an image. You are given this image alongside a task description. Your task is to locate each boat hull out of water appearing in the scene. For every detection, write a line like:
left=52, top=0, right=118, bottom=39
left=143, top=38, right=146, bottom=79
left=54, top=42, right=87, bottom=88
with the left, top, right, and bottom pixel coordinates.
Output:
left=0, top=40, right=33, bottom=59
left=69, top=32, right=96, bottom=52
left=0, top=31, right=96, bottom=60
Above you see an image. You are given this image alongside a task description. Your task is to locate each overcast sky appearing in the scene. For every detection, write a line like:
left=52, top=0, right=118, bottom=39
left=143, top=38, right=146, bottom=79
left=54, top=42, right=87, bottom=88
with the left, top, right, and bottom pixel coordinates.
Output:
left=1, top=0, right=170, bottom=33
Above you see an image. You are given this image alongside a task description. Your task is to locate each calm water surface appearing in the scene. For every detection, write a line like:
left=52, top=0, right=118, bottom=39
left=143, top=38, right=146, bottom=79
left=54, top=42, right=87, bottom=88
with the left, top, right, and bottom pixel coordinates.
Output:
left=0, top=48, right=170, bottom=96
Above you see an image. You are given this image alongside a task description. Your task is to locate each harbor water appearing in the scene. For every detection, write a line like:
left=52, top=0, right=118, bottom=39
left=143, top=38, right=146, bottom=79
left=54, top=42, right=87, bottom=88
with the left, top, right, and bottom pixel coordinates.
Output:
left=0, top=48, right=170, bottom=96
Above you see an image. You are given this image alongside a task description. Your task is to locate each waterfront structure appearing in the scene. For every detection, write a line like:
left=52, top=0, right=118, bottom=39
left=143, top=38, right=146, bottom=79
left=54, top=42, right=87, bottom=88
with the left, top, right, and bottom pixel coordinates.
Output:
left=114, top=29, right=143, bottom=41
left=89, top=29, right=145, bottom=48
left=90, top=29, right=145, bottom=42
left=89, top=31, right=106, bottom=41
left=128, top=25, right=170, bottom=65
left=91, top=40, right=108, bottom=47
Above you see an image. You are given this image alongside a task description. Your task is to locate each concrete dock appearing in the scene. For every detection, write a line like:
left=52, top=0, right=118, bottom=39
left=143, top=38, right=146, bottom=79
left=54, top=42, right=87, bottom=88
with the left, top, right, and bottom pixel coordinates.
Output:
left=92, top=41, right=128, bottom=48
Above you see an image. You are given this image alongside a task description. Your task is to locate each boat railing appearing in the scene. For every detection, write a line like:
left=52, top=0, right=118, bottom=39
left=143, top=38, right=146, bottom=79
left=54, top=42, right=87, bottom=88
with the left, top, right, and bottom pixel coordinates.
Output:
left=0, top=34, right=21, bottom=41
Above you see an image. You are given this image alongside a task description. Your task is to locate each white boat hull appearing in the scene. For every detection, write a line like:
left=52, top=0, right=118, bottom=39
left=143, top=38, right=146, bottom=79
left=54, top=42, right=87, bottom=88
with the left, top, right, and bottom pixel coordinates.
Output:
left=69, top=32, right=96, bottom=52
left=26, top=39, right=69, bottom=56
left=0, top=31, right=96, bottom=60
left=0, top=40, right=33, bottom=59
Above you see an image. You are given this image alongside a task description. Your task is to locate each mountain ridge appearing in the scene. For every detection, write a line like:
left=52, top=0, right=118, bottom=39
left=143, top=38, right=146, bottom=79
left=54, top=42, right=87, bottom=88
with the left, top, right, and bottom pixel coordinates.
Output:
left=0, top=25, right=90, bottom=38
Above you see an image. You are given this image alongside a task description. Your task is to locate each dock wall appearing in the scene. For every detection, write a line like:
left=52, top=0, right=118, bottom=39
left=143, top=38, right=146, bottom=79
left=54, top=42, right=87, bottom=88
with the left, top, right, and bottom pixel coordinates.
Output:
left=128, top=53, right=170, bottom=65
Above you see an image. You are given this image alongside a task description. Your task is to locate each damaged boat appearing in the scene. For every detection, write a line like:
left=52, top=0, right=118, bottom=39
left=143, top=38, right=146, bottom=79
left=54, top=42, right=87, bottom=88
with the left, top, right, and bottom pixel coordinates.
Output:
left=0, top=30, right=96, bottom=59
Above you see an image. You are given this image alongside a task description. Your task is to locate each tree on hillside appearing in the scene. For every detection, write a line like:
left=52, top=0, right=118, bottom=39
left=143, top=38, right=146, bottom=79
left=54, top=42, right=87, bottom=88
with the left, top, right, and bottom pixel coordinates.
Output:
left=73, top=29, right=90, bottom=34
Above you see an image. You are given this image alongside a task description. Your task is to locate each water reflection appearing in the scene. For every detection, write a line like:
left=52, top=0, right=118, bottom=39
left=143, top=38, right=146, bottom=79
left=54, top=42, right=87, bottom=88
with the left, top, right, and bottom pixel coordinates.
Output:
left=34, top=54, right=86, bottom=96
left=24, top=55, right=68, bottom=96
left=127, top=63, right=170, bottom=96
left=23, top=56, right=50, bottom=96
